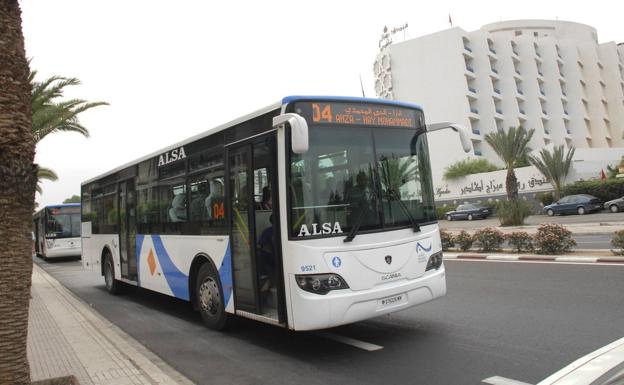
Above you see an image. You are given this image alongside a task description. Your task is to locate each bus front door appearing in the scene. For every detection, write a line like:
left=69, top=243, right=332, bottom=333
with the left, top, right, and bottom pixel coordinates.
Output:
left=228, top=134, right=284, bottom=323
left=118, top=179, right=137, bottom=281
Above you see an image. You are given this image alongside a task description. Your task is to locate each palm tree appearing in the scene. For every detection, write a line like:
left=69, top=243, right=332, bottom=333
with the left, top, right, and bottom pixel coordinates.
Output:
left=485, top=126, right=535, bottom=200
left=37, top=166, right=58, bottom=194
left=0, top=1, right=37, bottom=383
left=29, top=67, right=108, bottom=192
left=528, top=145, right=575, bottom=201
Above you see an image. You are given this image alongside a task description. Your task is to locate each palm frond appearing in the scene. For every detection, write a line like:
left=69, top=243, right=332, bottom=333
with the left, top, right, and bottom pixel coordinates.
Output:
left=30, top=69, right=108, bottom=143
left=528, top=145, right=575, bottom=200
left=37, top=166, right=58, bottom=181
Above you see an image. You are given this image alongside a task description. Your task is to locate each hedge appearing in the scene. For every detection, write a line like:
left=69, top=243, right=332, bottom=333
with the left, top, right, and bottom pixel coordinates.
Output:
left=443, top=158, right=499, bottom=180
left=563, top=179, right=624, bottom=202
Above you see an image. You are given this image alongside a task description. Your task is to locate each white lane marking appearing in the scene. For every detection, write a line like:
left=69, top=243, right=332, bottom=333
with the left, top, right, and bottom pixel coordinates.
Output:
left=314, top=331, right=384, bottom=351
left=482, top=375, right=532, bottom=385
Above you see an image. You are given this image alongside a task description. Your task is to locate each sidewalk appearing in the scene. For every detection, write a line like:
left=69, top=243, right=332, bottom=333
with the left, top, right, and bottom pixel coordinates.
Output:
left=445, top=251, right=624, bottom=264
left=28, top=264, right=194, bottom=385
left=442, top=221, right=624, bottom=235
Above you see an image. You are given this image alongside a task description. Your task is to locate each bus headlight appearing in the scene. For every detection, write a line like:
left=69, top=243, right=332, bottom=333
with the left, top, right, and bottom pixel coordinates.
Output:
left=295, top=274, right=349, bottom=295
left=426, top=251, right=443, bottom=271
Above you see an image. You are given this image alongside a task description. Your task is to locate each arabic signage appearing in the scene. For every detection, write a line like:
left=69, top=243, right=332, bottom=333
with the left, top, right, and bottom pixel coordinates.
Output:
left=378, top=23, right=408, bottom=51
left=295, top=102, right=419, bottom=129
left=434, top=166, right=553, bottom=200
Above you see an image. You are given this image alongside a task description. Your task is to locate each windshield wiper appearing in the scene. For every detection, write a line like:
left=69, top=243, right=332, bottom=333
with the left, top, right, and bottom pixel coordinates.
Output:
left=385, top=187, right=420, bottom=233
left=379, top=156, right=421, bottom=233
left=343, top=207, right=366, bottom=243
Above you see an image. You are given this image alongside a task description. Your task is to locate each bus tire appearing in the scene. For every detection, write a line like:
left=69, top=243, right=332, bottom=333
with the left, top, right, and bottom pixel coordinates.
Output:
left=103, top=252, right=120, bottom=295
left=196, top=262, right=228, bottom=330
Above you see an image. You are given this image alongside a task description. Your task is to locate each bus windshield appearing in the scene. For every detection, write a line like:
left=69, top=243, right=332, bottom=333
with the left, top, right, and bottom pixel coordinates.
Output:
left=46, top=207, right=81, bottom=238
left=288, top=122, right=436, bottom=239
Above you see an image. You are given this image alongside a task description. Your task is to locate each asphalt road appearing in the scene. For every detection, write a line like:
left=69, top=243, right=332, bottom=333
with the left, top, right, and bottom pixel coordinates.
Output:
left=35, top=257, right=624, bottom=385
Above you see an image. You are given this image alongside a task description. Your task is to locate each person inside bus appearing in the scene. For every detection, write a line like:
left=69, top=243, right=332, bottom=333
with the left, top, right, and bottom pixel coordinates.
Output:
left=257, top=214, right=275, bottom=293
left=205, top=180, right=224, bottom=219
left=190, top=180, right=209, bottom=221
left=168, top=193, right=187, bottom=222
left=260, top=186, right=272, bottom=210
left=345, top=171, right=375, bottom=225
left=320, top=176, right=342, bottom=205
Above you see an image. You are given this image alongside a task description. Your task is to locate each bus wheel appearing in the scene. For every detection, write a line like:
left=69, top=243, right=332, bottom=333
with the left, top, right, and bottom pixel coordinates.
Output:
left=103, top=253, right=120, bottom=295
left=196, top=263, right=227, bottom=330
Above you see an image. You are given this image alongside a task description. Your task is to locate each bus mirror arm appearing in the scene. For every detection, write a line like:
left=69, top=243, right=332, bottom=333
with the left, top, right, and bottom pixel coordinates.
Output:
left=426, top=122, right=472, bottom=153
left=273, top=113, right=309, bottom=154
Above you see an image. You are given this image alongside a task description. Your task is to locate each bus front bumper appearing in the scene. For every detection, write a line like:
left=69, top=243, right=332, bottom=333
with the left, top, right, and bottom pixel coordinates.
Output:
left=44, top=248, right=82, bottom=258
left=289, top=265, right=446, bottom=331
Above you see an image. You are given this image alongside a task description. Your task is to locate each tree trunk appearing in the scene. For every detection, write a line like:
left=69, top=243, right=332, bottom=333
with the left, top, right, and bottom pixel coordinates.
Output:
left=505, top=167, right=518, bottom=201
left=0, top=1, right=37, bottom=384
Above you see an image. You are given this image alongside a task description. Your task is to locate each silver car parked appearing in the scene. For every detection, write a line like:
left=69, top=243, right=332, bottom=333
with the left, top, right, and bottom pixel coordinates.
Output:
left=604, top=196, right=624, bottom=213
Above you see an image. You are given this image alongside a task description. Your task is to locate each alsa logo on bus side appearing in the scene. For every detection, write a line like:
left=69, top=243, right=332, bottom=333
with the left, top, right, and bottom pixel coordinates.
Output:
left=298, top=222, right=343, bottom=237
left=158, top=146, right=187, bottom=167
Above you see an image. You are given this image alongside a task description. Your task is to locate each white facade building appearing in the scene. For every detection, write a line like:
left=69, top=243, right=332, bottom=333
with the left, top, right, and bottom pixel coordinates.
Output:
left=374, top=20, right=624, bottom=186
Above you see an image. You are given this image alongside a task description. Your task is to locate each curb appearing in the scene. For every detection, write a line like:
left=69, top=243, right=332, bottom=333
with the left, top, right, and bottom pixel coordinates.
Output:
left=444, top=253, right=624, bottom=264
left=32, top=264, right=194, bottom=385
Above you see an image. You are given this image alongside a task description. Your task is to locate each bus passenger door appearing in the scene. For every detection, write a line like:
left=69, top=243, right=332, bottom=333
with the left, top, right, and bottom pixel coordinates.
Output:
left=118, top=180, right=137, bottom=281
left=228, top=134, right=284, bottom=323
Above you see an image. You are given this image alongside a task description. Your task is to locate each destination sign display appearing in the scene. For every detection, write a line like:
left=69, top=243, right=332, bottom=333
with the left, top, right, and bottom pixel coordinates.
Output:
left=48, top=206, right=81, bottom=215
left=295, top=102, right=419, bottom=129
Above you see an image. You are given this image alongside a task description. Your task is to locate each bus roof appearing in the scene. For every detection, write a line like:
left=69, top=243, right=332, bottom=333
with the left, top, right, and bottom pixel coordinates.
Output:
left=33, top=203, right=80, bottom=217
left=81, top=96, right=423, bottom=186
left=282, top=95, right=423, bottom=111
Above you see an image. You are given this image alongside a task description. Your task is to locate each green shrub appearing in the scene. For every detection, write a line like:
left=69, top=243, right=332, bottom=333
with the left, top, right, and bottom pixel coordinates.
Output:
left=473, top=227, right=505, bottom=252
left=563, top=179, right=624, bottom=202
left=611, top=230, right=624, bottom=256
left=440, top=230, right=455, bottom=251
left=455, top=230, right=473, bottom=251
left=506, top=231, right=534, bottom=252
left=536, top=192, right=554, bottom=206
left=534, top=223, right=576, bottom=254
left=496, top=200, right=532, bottom=226
left=436, top=205, right=457, bottom=220
left=443, top=158, right=499, bottom=180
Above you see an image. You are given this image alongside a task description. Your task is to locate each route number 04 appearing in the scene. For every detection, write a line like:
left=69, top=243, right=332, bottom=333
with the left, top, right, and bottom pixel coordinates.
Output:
left=312, top=103, right=332, bottom=123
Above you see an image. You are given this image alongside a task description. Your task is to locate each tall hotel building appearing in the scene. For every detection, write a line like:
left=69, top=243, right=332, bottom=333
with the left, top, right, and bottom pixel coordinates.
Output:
left=374, top=20, right=624, bottom=183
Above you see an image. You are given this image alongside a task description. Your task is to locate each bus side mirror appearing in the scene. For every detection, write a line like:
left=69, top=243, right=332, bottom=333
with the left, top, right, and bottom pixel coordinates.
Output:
left=426, top=122, right=472, bottom=153
left=273, top=113, right=309, bottom=154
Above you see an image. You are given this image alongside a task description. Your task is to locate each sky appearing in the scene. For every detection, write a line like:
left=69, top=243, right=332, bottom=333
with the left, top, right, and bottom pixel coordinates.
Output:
left=21, top=0, right=623, bottom=207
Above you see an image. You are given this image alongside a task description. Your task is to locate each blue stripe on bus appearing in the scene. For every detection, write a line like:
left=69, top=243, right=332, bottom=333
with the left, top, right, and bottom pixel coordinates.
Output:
left=219, top=242, right=233, bottom=308
left=151, top=235, right=190, bottom=300
left=135, top=234, right=145, bottom=286
left=281, top=95, right=423, bottom=111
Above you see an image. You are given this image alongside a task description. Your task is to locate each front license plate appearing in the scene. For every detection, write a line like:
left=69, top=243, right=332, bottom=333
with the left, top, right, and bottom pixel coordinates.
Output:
left=378, top=293, right=407, bottom=309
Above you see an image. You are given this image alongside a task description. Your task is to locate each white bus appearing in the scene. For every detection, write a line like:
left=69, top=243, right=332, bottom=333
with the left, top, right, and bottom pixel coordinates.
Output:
left=81, top=96, right=470, bottom=330
left=33, top=203, right=82, bottom=259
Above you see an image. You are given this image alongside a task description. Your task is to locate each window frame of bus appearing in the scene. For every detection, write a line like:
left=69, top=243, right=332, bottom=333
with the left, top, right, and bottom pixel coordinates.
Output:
left=284, top=99, right=436, bottom=241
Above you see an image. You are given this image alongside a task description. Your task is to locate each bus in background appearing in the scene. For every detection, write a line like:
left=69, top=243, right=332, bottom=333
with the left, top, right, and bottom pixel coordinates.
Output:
left=33, top=203, right=82, bottom=259
left=81, top=96, right=471, bottom=331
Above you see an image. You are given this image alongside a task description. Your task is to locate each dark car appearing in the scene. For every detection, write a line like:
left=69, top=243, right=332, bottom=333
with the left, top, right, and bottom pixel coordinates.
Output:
left=604, top=196, right=624, bottom=213
left=445, top=204, right=492, bottom=221
left=543, top=194, right=602, bottom=216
